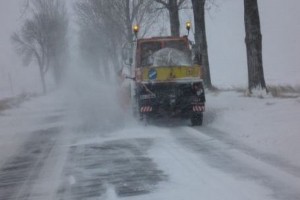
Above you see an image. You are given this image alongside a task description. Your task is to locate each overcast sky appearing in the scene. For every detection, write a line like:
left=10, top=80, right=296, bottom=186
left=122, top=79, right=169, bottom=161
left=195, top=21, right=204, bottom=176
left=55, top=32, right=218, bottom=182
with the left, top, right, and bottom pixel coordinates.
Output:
left=0, top=0, right=299, bottom=96
left=0, top=0, right=39, bottom=96
left=204, top=0, right=300, bottom=87
left=0, top=0, right=20, bottom=70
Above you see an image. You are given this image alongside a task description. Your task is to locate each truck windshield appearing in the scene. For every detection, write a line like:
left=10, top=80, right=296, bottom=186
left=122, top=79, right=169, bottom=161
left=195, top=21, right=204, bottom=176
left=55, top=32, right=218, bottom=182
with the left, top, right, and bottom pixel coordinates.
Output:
left=141, top=42, right=161, bottom=67
left=140, top=40, right=190, bottom=67
left=152, top=48, right=192, bottom=67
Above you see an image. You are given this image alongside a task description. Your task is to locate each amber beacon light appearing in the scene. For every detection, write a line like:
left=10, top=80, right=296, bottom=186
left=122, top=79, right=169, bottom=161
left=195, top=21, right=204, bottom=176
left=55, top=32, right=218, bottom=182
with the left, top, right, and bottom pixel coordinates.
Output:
left=133, top=24, right=139, bottom=37
left=186, top=21, right=191, bottom=34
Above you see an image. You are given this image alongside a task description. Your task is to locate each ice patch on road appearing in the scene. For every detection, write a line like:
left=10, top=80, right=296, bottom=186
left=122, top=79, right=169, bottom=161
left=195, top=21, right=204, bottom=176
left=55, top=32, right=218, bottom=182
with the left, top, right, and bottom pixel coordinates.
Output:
left=58, top=136, right=167, bottom=199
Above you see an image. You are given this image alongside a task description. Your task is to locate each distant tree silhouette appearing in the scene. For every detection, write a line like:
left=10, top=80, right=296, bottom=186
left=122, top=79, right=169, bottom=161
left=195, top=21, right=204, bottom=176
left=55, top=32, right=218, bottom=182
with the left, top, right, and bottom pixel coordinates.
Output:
left=12, top=0, right=68, bottom=93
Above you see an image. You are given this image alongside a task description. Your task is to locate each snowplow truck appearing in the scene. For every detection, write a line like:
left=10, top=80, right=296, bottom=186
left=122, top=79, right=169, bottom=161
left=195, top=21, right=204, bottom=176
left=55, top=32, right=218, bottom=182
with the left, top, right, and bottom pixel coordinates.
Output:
left=131, top=35, right=205, bottom=126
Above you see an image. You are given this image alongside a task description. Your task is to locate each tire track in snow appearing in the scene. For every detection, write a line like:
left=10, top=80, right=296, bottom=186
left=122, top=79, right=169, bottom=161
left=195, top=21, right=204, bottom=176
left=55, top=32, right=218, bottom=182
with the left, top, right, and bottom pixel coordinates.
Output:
left=0, top=127, right=61, bottom=200
left=171, top=127, right=300, bottom=200
left=57, top=138, right=168, bottom=199
left=198, top=126, right=300, bottom=178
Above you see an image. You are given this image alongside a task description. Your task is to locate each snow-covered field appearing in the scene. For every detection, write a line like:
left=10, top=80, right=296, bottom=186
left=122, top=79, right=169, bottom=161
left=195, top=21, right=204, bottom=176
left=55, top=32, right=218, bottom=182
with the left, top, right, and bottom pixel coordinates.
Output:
left=0, top=88, right=299, bottom=200
left=206, top=91, right=300, bottom=166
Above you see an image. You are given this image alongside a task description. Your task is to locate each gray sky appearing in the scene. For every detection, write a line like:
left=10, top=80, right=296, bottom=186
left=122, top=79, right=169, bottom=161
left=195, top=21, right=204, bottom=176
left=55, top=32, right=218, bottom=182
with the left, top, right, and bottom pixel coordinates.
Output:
left=205, top=0, right=300, bottom=86
left=0, top=0, right=20, bottom=68
left=259, top=0, right=300, bottom=85
left=0, top=0, right=299, bottom=96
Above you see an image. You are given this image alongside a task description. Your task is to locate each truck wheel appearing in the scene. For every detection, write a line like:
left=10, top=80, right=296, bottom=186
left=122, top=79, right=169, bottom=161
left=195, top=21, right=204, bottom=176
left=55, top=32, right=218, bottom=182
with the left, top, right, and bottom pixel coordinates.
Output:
left=191, top=113, right=203, bottom=126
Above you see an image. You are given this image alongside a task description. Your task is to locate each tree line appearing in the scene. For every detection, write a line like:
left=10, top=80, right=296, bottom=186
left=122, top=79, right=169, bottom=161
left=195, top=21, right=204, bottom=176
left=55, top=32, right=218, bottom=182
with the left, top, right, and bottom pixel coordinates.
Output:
left=12, top=0, right=267, bottom=94
left=12, top=0, right=68, bottom=94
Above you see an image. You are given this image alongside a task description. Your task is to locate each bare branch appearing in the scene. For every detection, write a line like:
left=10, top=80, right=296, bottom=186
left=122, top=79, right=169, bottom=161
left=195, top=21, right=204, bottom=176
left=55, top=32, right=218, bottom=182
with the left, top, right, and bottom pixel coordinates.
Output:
left=178, top=0, right=186, bottom=8
left=154, top=0, right=169, bottom=8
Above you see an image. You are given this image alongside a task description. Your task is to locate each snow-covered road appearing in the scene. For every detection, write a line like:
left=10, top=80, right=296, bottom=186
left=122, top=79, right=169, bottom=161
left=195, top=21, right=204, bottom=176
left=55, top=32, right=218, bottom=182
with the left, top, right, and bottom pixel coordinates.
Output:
left=0, top=91, right=299, bottom=200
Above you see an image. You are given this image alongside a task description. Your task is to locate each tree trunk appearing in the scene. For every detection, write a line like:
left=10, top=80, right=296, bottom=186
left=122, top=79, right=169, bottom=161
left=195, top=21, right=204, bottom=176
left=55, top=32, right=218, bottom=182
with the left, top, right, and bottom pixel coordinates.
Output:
left=35, top=52, right=47, bottom=94
left=125, top=0, right=134, bottom=42
left=168, top=0, right=180, bottom=36
left=191, top=0, right=212, bottom=88
left=244, top=0, right=267, bottom=93
left=39, top=65, right=47, bottom=94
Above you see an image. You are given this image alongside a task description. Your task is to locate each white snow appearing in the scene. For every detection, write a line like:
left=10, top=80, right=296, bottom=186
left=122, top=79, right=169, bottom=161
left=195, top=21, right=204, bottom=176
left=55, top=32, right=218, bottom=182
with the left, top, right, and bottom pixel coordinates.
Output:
left=0, top=91, right=65, bottom=166
left=205, top=90, right=300, bottom=166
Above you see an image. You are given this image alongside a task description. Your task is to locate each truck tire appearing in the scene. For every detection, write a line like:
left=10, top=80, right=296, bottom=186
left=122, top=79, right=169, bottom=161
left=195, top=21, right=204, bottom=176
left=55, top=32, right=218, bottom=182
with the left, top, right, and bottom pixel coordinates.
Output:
left=191, top=113, right=203, bottom=126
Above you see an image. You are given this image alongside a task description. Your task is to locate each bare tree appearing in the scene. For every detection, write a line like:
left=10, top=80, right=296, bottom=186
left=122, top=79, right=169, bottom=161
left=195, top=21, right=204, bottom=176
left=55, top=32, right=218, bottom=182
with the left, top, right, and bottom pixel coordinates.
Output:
left=12, top=0, right=68, bottom=93
left=75, top=0, right=122, bottom=76
left=75, top=0, right=159, bottom=77
left=244, top=0, right=267, bottom=93
left=191, top=0, right=212, bottom=88
left=154, top=0, right=186, bottom=36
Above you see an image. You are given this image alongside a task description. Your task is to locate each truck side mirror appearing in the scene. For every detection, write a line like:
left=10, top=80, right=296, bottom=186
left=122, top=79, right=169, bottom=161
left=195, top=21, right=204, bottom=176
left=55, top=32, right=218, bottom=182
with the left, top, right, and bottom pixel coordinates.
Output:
left=125, top=76, right=136, bottom=81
